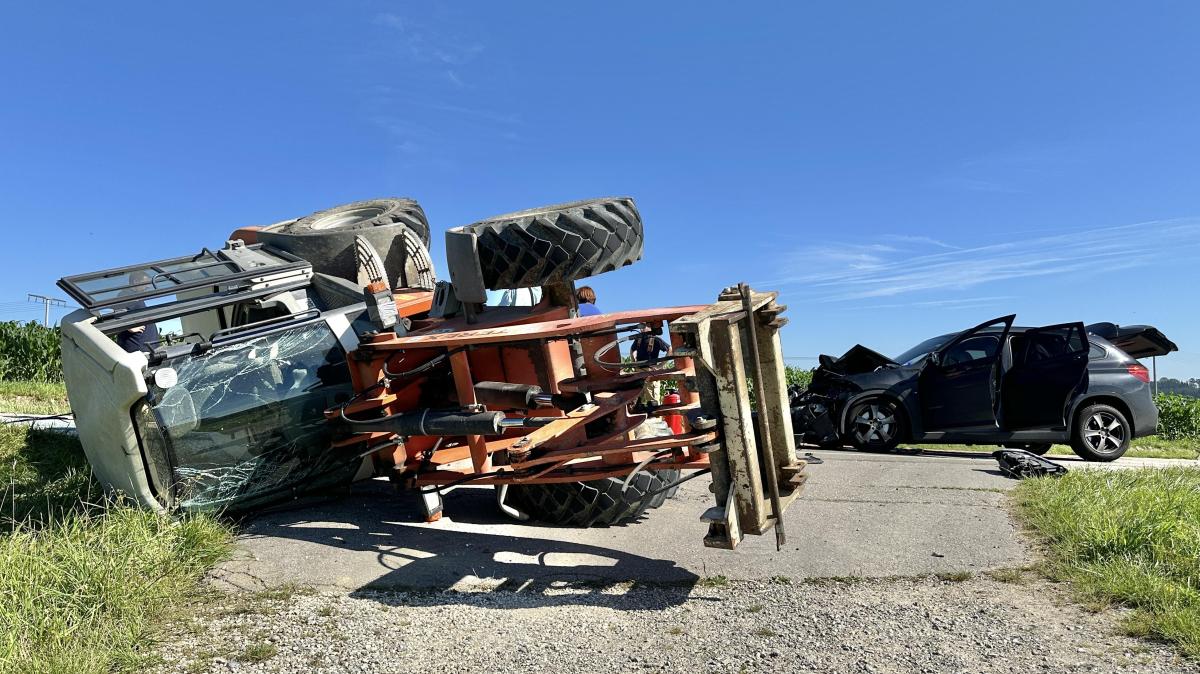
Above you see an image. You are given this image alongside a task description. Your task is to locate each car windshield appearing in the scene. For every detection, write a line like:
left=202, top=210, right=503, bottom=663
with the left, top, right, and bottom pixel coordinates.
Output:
left=894, top=335, right=954, bottom=366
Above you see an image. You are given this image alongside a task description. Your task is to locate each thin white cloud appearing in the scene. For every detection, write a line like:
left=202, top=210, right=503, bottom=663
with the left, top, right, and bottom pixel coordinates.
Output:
left=423, top=102, right=520, bottom=125
left=766, top=218, right=1200, bottom=302
left=831, top=295, right=1015, bottom=312
left=374, top=12, right=484, bottom=68
left=881, top=234, right=959, bottom=250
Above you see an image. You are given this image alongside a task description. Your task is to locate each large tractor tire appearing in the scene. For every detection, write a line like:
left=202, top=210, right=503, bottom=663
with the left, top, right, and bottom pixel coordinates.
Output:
left=257, top=198, right=433, bottom=286
left=509, top=469, right=680, bottom=527
left=458, top=197, right=643, bottom=289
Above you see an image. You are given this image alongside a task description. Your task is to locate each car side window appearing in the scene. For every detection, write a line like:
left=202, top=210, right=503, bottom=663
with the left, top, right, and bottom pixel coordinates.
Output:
left=1089, top=342, right=1107, bottom=360
left=1020, top=325, right=1087, bottom=364
left=941, top=335, right=999, bottom=367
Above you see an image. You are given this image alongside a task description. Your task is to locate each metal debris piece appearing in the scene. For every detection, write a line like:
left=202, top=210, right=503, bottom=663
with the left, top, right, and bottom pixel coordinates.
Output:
left=992, top=449, right=1068, bottom=479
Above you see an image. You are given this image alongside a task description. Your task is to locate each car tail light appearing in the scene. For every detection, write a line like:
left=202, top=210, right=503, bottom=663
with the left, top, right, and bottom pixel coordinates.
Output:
left=1126, top=364, right=1150, bottom=383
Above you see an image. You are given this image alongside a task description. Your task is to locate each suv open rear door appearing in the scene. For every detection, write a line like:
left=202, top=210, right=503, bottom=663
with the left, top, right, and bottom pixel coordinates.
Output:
left=1002, top=322, right=1089, bottom=429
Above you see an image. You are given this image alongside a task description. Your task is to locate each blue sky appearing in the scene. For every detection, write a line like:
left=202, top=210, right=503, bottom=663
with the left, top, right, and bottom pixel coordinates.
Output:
left=2, top=2, right=1198, bottom=378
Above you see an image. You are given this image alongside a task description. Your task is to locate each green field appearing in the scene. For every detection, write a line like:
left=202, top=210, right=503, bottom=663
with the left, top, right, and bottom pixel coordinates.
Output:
left=1016, top=469, right=1200, bottom=658
left=0, top=384, right=229, bottom=673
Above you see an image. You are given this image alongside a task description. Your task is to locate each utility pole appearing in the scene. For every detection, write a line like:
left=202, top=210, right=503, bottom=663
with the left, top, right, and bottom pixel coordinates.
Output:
left=27, top=294, right=68, bottom=327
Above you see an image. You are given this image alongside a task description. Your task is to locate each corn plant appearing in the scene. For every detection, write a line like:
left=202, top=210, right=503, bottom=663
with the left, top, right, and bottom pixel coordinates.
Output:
left=0, top=321, right=63, bottom=382
left=1155, top=393, right=1200, bottom=442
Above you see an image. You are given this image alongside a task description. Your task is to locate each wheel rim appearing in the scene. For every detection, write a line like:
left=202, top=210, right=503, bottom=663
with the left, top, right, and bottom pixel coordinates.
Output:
left=853, top=402, right=896, bottom=445
left=310, top=205, right=387, bottom=230
left=1082, top=411, right=1125, bottom=454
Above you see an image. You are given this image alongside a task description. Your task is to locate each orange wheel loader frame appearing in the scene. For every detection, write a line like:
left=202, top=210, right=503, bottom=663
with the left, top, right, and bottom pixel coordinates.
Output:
left=324, top=283, right=807, bottom=550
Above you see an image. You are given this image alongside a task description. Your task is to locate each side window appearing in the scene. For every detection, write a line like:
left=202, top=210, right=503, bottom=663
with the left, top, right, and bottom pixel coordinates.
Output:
left=1089, top=342, right=1107, bottom=360
left=1020, top=325, right=1087, bottom=364
left=942, top=335, right=999, bottom=367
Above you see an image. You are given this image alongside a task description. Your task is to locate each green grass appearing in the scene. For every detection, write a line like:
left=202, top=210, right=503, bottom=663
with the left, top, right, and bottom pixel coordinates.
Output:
left=239, top=642, right=278, bottom=663
left=1015, top=468, right=1200, bottom=658
left=0, top=380, right=70, bottom=415
left=1049, top=436, right=1199, bottom=461
left=937, top=570, right=973, bottom=582
left=0, top=415, right=231, bottom=673
left=0, top=424, right=93, bottom=524
left=904, top=435, right=1199, bottom=461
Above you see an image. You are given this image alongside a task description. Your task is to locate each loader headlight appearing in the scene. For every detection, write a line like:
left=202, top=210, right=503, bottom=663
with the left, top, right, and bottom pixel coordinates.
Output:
left=152, top=367, right=178, bottom=389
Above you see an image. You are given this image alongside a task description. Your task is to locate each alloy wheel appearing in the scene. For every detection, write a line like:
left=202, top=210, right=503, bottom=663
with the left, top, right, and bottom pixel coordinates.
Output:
left=1082, top=411, right=1125, bottom=454
left=853, top=403, right=896, bottom=445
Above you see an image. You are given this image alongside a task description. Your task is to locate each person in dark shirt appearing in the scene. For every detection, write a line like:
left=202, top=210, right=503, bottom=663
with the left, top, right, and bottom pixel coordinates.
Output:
left=630, top=323, right=670, bottom=363
left=116, top=271, right=160, bottom=353
left=576, top=285, right=601, bottom=316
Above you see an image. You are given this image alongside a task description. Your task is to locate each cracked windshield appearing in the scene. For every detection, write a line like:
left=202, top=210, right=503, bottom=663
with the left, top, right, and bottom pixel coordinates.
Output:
left=135, top=320, right=354, bottom=510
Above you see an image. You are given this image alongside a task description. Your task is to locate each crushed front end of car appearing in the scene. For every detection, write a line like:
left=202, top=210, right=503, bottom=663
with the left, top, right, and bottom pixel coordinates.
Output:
left=788, top=345, right=901, bottom=447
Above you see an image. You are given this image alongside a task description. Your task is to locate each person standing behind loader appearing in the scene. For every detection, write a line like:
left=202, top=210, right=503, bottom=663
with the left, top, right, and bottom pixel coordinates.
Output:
left=630, top=323, right=670, bottom=364
left=631, top=322, right=671, bottom=406
left=576, top=285, right=601, bottom=316
left=115, top=270, right=160, bottom=353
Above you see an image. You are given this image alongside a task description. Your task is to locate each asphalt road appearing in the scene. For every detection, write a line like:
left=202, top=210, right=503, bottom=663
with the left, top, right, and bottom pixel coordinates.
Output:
left=213, top=448, right=1031, bottom=593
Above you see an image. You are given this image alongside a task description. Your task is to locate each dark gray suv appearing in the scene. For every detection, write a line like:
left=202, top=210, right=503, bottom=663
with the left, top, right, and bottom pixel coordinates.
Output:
left=790, top=315, right=1176, bottom=461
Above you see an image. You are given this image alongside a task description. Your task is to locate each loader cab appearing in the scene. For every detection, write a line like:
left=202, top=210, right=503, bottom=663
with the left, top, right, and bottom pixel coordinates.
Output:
left=57, top=241, right=370, bottom=512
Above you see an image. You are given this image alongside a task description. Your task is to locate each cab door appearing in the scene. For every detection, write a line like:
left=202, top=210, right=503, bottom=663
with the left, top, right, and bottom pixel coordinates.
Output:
left=1001, top=322, right=1089, bottom=429
left=918, top=315, right=1014, bottom=430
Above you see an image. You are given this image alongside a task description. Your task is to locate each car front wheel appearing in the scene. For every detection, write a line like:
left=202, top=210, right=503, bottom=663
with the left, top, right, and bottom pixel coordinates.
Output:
left=1070, top=404, right=1131, bottom=462
left=847, top=398, right=905, bottom=453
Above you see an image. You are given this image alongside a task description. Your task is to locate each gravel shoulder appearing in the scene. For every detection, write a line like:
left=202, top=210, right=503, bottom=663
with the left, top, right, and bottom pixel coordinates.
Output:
left=154, top=575, right=1197, bottom=674
left=154, top=449, right=1200, bottom=672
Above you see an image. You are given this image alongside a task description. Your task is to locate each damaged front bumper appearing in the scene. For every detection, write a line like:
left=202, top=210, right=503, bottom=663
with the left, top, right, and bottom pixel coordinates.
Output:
left=788, top=344, right=901, bottom=447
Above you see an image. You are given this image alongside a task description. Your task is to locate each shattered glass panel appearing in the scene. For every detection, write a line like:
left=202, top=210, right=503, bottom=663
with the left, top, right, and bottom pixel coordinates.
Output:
left=135, top=320, right=355, bottom=511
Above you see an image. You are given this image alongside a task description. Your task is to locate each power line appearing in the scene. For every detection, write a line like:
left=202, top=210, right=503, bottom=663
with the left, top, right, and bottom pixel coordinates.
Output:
left=27, top=294, right=69, bottom=327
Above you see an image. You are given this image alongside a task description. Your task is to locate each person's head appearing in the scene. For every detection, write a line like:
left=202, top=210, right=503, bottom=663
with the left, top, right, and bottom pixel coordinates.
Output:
left=576, top=285, right=596, bottom=305
left=128, top=271, right=152, bottom=290
left=638, top=322, right=657, bottom=335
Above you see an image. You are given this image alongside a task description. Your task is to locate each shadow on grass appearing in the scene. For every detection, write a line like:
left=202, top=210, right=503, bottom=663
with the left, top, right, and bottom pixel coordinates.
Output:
left=0, top=425, right=97, bottom=526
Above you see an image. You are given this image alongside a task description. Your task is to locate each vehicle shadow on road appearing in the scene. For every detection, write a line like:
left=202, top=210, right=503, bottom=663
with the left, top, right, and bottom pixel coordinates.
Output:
left=215, top=479, right=700, bottom=610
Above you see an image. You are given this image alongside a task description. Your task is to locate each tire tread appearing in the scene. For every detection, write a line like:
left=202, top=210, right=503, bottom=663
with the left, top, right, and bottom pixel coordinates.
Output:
left=510, top=469, right=679, bottom=527
left=463, top=197, right=643, bottom=289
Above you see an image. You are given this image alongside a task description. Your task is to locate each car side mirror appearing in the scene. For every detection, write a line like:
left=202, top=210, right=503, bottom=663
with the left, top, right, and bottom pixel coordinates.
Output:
left=928, top=352, right=941, bottom=367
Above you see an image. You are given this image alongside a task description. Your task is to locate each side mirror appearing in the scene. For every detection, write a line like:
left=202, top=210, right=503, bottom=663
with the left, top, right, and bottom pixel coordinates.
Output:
left=927, top=352, right=941, bottom=367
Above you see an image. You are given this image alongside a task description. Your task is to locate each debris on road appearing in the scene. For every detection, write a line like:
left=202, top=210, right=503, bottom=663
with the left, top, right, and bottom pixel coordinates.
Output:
left=993, top=449, right=1069, bottom=479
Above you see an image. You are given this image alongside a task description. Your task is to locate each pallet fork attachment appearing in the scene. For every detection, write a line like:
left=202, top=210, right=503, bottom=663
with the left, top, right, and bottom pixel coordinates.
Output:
left=671, top=285, right=807, bottom=549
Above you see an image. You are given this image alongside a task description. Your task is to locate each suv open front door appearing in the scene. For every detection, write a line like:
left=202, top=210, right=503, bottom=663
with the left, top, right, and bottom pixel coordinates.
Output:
left=1001, top=322, right=1088, bottom=429
left=918, top=315, right=1014, bottom=430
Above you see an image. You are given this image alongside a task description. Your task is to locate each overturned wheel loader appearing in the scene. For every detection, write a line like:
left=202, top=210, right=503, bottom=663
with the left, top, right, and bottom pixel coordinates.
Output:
left=57, top=197, right=805, bottom=549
